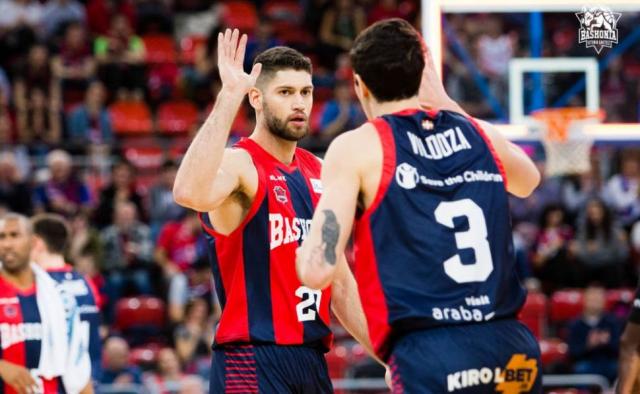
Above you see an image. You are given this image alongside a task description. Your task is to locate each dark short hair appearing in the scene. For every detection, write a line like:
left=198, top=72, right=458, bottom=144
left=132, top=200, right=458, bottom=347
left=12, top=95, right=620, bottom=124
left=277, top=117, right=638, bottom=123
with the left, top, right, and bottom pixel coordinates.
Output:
left=253, top=46, right=312, bottom=85
left=32, top=214, right=69, bottom=255
left=350, top=18, right=425, bottom=102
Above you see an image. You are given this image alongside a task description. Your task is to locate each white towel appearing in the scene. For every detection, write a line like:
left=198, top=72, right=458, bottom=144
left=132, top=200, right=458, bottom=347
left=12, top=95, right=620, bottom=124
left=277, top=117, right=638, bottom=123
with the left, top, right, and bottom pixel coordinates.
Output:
left=32, top=264, right=91, bottom=393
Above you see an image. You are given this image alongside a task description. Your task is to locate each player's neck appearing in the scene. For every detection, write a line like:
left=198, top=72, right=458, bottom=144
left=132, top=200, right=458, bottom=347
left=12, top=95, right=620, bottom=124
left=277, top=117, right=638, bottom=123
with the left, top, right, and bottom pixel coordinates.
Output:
left=369, top=97, right=422, bottom=119
left=0, top=267, right=35, bottom=290
left=34, top=252, right=66, bottom=270
left=250, top=128, right=297, bottom=165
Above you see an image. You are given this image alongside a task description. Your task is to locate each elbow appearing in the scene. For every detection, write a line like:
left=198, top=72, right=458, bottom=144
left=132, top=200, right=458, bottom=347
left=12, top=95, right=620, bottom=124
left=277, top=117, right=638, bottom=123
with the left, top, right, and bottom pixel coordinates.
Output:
left=296, top=252, right=333, bottom=290
left=510, top=167, right=541, bottom=198
left=172, top=183, right=192, bottom=208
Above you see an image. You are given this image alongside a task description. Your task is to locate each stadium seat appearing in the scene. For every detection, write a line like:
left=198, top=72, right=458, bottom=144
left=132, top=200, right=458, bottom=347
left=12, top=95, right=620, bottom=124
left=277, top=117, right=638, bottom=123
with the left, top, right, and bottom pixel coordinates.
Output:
left=606, top=288, right=635, bottom=310
left=129, top=344, right=161, bottom=370
left=518, top=291, right=547, bottom=339
left=325, top=344, right=349, bottom=379
left=180, top=35, right=207, bottom=65
left=123, top=147, right=165, bottom=170
left=115, top=296, right=166, bottom=332
left=157, top=100, right=199, bottom=134
left=221, top=1, right=258, bottom=33
left=549, top=289, right=584, bottom=323
left=109, top=101, right=153, bottom=134
left=539, top=338, right=568, bottom=367
left=142, top=34, right=177, bottom=64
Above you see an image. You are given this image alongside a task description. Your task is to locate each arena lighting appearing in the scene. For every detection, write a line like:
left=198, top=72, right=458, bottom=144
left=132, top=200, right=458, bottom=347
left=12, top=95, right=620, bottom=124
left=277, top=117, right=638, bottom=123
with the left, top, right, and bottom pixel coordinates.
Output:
left=421, top=0, right=640, bottom=142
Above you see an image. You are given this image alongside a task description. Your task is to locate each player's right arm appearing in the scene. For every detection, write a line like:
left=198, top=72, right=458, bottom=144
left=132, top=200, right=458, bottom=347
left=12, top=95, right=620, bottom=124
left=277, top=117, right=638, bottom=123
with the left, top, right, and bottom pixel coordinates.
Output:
left=173, top=29, right=261, bottom=212
left=0, top=360, right=38, bottom=394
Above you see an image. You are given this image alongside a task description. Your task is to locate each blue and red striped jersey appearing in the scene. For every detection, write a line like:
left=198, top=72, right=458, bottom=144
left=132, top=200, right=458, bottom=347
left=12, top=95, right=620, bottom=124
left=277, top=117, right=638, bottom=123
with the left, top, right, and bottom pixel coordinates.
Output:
left=47, top=266, right=102, bottom=381
left=0, top=275, right=65, bottom=393
left=354, top=110, right=527, bottom=360
left=200, top=138, right=332, bottom=349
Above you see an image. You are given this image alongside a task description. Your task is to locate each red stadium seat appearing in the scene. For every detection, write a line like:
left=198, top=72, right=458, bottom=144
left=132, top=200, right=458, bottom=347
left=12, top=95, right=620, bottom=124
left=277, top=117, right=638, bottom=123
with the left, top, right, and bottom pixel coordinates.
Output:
left=109, top=101, right=153, bottom=134
left=115, top=296, right=166, bottom=331
left=180, top=35, right=207, bottom=65
left=606, top=288, right=635, bottom=310
left=539, top=338, right=568, bottom=367
left=221, top=1, right=258, bottom=33
left=158, top=100, right=199, bottom=134
left=142, top=34, right=177, bottom=64
left=123, top=147, right=165, bottom=170
left=325, top=344, right=348, bottom=379
left=129, top=344, right=161, bottom=368
left=518, top=291, right=547, bottom=339
left=549, top=289, right=584, bottom=323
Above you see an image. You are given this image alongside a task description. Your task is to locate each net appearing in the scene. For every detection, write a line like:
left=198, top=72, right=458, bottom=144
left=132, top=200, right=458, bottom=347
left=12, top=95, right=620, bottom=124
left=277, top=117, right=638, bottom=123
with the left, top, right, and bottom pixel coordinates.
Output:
left=530, top=107, right=604, bottom=177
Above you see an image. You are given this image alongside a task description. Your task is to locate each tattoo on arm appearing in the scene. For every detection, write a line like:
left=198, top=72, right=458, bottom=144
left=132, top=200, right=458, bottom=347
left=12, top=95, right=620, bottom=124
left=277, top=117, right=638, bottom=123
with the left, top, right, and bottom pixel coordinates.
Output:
left=321, top=210, right=340, bottom=266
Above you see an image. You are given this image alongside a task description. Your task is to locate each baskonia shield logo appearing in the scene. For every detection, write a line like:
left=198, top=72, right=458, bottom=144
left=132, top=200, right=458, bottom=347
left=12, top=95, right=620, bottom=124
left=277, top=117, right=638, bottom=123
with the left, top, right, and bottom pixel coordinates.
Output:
left=575, top=6, right=621, bottom=54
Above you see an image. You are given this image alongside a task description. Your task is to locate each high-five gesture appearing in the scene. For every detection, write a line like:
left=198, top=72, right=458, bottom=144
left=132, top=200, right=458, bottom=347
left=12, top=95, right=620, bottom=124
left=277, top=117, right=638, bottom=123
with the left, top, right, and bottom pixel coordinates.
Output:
left=217, top=28, right=262, bottom=93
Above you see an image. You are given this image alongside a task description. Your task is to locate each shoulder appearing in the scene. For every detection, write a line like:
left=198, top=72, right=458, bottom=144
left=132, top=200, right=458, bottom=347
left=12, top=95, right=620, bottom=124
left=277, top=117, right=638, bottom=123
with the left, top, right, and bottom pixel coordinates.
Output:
left=222, top=147, right=256, bottom=176
left=324, top=123, right=379, bottom=171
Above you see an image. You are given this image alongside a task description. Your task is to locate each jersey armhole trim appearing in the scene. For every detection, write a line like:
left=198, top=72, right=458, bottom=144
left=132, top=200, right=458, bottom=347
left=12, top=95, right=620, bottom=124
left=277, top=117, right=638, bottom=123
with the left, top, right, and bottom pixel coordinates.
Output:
left=466, top=116, right=509, bottom=191
left=199, top=150, right=266, bottom=239
left=359, top=118, right=397, bottom=220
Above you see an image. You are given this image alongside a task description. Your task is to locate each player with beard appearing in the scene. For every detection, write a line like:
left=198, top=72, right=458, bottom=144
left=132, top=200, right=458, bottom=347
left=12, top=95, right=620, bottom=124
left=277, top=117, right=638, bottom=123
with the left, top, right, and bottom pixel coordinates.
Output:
left=0, top=213, right=92, bottom=394
left=174, top=29, right=376, bottom=393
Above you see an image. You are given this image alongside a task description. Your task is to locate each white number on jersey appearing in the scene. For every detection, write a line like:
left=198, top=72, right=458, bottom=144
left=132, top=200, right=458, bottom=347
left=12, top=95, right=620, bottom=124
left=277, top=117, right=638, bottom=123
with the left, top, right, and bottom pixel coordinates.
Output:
left=295, top=286, right=322, bottom=322
left=434, top=199, right=494, bottom=283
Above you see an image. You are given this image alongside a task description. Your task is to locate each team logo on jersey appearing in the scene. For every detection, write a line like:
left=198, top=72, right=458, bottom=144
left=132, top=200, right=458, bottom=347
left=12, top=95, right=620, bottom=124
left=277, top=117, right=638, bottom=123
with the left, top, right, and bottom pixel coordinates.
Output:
left=575, top=6, right=620, bottom=54
left=310, top=178, right=323, bottom=194
left=3, top=305, right=16, bottom=318
left=422, top=119, right=434, bottom=130
left=395, top=163, right=420, bottom=190
left=446, top=354, right=538, bottom=393
left=273, top=186, right=288, bottom=203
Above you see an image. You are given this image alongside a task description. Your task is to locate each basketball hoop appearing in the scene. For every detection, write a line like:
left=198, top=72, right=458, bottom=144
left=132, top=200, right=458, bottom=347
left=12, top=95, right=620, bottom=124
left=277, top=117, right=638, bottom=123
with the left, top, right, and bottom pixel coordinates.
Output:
left=530, top=107, right=604, bottom=177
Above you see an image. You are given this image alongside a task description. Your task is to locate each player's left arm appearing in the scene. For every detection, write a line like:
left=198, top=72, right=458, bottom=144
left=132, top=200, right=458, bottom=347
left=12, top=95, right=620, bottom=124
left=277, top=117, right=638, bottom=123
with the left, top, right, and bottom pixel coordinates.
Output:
left=330, top=256, right=386, bottom=366
left=297, top=133, right=360, bottom=290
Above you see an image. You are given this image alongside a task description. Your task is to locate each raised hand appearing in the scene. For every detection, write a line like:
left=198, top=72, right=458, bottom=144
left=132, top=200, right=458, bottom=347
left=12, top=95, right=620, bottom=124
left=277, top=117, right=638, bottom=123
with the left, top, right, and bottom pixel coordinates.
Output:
left=418, top=44, right=468, bottom=116
left=217, top=28, right=262, bottom=94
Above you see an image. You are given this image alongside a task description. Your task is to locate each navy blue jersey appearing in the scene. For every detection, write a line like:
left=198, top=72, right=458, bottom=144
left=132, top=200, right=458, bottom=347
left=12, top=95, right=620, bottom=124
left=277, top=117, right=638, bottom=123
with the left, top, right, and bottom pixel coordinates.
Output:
left=354, top=109, right=527, bottom=359
left=47, top=266, right=102, bottom=380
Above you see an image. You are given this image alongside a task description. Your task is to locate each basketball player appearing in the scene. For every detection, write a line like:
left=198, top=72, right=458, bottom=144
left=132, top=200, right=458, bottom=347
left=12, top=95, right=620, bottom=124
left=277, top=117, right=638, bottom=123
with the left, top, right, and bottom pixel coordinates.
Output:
left=297, top=19, right=542, bottom=393
left=0, top=213, right=92, bottom=394
left=30, top=214, right=102, bottom=384
left=617, top=286, right=640, bottom=393
left=174, top=29, right=376, bottom=393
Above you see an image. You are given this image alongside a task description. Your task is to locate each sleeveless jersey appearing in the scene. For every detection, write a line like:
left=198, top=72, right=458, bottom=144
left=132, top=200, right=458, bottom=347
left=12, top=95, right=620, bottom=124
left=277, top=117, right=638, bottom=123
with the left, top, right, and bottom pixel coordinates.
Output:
left=354, top=109, right=527, bottom=359
left=200, top=138, right=332, bottom=349
left=0, top=276, right=65, bottom=394
left=47, top=266, right=102, bottom=381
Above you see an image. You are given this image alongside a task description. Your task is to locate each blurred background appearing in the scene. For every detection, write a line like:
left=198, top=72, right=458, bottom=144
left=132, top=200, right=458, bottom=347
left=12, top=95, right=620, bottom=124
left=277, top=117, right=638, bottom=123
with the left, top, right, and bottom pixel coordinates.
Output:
left=0, top=0, right=639, bottom=393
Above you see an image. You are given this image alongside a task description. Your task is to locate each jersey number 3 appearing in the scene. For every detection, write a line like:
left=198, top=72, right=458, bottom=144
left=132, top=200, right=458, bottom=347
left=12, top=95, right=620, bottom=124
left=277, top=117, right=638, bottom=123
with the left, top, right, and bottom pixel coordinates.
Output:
left=434, top=199, right=494, bottom=283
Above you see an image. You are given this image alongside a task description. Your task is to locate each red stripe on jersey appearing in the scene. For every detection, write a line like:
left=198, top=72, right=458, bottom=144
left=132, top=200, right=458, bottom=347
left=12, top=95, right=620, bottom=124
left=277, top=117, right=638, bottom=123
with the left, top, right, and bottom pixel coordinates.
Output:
left=354, top=118, right=396, bottom=360
left=0, top=277, right=26, bottom=394
left=466, top=116, right=509, bottom=190
left=42, top=377, right=60, bottom=393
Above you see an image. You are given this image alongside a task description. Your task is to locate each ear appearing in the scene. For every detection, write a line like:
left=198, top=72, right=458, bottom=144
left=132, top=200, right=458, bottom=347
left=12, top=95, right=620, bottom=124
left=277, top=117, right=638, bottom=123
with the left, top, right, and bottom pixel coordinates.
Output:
left=247, top=87, right=262, bottom=111
left=353, top=74, right=370, bottom=99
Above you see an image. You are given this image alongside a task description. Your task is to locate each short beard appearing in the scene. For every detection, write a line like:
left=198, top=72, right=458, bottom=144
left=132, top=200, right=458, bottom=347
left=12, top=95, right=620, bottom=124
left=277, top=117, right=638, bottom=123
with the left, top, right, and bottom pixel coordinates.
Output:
left=264, top=102, right=309, bottom=142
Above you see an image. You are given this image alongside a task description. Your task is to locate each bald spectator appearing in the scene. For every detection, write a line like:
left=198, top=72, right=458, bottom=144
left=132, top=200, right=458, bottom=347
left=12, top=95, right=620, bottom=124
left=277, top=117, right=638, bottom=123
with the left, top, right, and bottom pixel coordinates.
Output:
left=0, top=152, right=32, bottom=215
left=100, top=337, right=143, bottom=387
left=34, top=149, right=91, bottom=217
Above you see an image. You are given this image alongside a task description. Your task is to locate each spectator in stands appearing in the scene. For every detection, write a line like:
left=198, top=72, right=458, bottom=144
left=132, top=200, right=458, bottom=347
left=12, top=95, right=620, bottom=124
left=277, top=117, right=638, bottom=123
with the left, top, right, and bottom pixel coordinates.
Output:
left=243, top=18, right=282, bottom=72
left=531, top=204, right=576, bottom=292
left=0, top=152, right=32, bottom=215
left=0, top=0, right=43, bottom=63
left=318, top=0, right=365, bottom=69
left=101, top=336, right=144, bottom=387
left=13, top=43, right=55, bottom=108
left=86, top=0, right=136, bottom=36
left=367, top=0, right=408, bottom=25
left=68, top=211, right=103, bottom=266
left=562, top=164, right=604, bottom=220
left=155, top=210, right=205, bottom=277
left=34, top=149, right=92, bottom=217
left=67, top=80, right=113, bottom=150
left=603, top=151, right=640, bottom=227
left=178, top=375, right=205, bottom=394
left=168, top=256, right=215, bottom=324
left=52, top=23, right=96, bottom=106
left=16, top=86, right=62, bottom=148
left=149, top=159, right=184, bottom=240
left=41, top=0, right=86, bottom=39
left=94, top=160, right=145, bottom=228
left=571, top=198, right=629, bottom=288
left=135, top=0, right=173, bottom=35
left=144, top=348, right=191, bottom=394
left=182, top=26, right=220, bottom=106
left=101, top=201, right=154, bottom=308
left=568, top=284, right=621, bottom=383
left=510, top=160, right=563, bottom=224
left=318, top=79, right=365, bottom=142
left=476, top=15, right=516, bottom=106
left=95, top=13, right=146, bottom=101
left=174, top=298, right=213, bottom=367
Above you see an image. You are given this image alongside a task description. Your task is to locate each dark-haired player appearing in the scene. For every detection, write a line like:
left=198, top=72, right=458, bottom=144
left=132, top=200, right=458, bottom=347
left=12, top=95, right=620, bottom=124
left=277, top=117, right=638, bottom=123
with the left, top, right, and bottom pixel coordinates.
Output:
left=174, top=29, right=374, bottom=393
left=298, top=19, right=543, bottom=393
left=30, top=214, right=102, bottom=384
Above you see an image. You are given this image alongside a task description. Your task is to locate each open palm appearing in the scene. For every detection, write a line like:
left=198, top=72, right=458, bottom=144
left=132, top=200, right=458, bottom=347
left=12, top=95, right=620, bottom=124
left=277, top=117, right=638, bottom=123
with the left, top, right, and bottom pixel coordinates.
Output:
left=217, top=28, right=262, bottom=93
